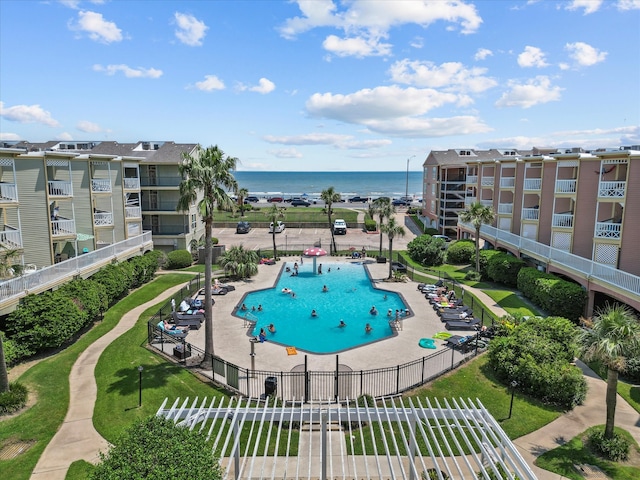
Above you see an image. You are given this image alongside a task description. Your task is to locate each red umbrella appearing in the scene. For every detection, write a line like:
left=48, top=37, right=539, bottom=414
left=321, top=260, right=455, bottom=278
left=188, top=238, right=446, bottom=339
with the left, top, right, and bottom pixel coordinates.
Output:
left=303, top=247, right=327, bottom=257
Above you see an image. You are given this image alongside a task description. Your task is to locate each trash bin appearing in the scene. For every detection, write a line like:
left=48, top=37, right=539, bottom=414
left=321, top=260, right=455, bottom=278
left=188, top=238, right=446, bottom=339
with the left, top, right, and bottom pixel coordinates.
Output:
left=264, top=376, right=278, bottom=397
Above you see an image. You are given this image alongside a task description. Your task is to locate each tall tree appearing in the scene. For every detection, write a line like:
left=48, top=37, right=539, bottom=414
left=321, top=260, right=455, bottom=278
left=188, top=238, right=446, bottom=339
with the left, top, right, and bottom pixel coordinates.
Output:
left=373, top=197, right=393, bottom=256
left=236, top=187, right=249, bottom=218
left=320, top=187, right=341, bottom=254
left=177, top=145, right=237, bottom=362
left=381, top=216, right=406, bottom=279
left=264, top=203, right=286, bottom=260
left=579, top=304, right=640, bottom=439
left=458, top=201, right=495, bottom=274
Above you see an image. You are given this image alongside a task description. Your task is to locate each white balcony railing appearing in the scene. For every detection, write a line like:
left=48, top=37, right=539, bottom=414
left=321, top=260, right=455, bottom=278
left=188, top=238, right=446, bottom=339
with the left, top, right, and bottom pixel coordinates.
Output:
left=466, top=175, right=478, bottom=184
left=51, top=219, right=76, bottom=236
left=91, top=178, right=112, bottom=193
left=521, top=208, right=540, bottom=221
left=124, top=177, right=140, bottom=190
left=0, top=182, right=18, bottom=202
left=94, top=212, right=114, bottom=226
left=480, top=200, right=493, bottom=207
left=498, top=203, right=513, bottom=214
left=555, top=179, right=577, bottom=194
left=125, top=206, right=141, bottom=218
left=552, top=213, right=574, bottom=228
left=523, top=178, right=541, bottom=190
left=48, top=180, right=73, bottom=197
left=598, top=181, right=626, bottom=198
left=499, top=177, right=515, bottom=188
left=595, top=222, right=622, bottom=239
left=464, top=197, right=475, bottom=206
left=481, top=177, right=494, bottom=187
left=0, top=228, right=22, bottom=248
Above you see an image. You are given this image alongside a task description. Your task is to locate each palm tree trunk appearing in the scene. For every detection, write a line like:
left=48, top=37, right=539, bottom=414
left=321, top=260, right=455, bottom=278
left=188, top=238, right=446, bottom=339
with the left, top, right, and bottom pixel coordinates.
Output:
left=272, top=231, right=277, bottom=259
left=474, top=226, right=481, bottom=273
left=203, top=218, right=214, bottom=364
left=388, top=238, right=394, bottom=278
left=605, top=367, right=618, bottom=438
left=0, top=337, right=9, bottom=393
left=327, top=211, right=335, bottom=254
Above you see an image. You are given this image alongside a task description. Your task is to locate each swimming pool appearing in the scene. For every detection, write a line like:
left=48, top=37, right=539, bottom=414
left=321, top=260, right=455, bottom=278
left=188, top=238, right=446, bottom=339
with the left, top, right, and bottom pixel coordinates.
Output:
left=235, top=261, right=408, bottom=354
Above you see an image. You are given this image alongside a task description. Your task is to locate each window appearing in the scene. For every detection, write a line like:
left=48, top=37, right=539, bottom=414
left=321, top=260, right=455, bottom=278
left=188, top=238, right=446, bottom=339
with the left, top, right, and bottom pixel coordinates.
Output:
left=431, top=184, right=436, bottom=196
left=432, top=166, right=437, bottom=179
left=430, top=200, right=436, bottom=213
left=191, top=214, right=197, bottom=230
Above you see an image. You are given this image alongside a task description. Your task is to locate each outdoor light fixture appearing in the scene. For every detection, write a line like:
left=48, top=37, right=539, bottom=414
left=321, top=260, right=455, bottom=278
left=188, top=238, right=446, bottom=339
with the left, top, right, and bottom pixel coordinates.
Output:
left=508, top=380, right=518, bottom=419
left=138, top=365, right=144, bottom=407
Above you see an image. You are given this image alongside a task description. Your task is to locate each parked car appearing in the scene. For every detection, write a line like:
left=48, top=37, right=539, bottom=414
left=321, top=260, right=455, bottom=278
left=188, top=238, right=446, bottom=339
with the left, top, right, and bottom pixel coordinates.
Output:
left=432, top=235, right=451, bottom=242
left=269, top=221, right=285, bottom=233
left=333, top=219, right=347, bottom=235
left=236, top=221, right=251, bottom=234
left=291, top=199, right=311, bottom=207
left=245, top=196, right=260, bottom=203
left=392, top=199, right=411, bottom=206
left=268, top=196, right=284, bottom=203
left=348, top=196, right=369, bottom=203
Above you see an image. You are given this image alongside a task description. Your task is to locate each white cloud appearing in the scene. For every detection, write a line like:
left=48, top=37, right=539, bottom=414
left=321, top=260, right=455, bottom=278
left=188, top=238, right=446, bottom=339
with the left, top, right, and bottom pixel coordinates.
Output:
left=517, top=46, right=549, bottom=68
left=566, top=0, right=603, bottom=14
left=364, top=116, right=492, bottom=138
left=495, top=76, right=563, bottom=109
left=323, top=34, right=392, bottom=58
left=474, top=48, right=493, bottom=60
left=76, top=120, right=102, bottom=133
left=279, top=0, right=482, bottom=57
left=0, top=132, right=21, bottom=141
left=565, top=41, right=607, bottom=66
left=193, top=75, right=225, bottom=92
left=72, top=10, right=122, bottom=43
left=268, top=148, right=303, bottom=159
left=410, top=36, right=424, bottom=49
left=59, top=0, right=106, bottom=8
left=93, top=64, right=163, bottom=78
left=617, top=0, right=640, bottom=10
left=57, top=132, right=74, bottom=141
left=174, top=12, right=208, bottom=46
left=238, top=78, right=276, bottom=94
left=389, top=60, right=497, bottom=93
left=264, top=132, right=392, bottom=149
left=0, top=101, right=61, bottom=127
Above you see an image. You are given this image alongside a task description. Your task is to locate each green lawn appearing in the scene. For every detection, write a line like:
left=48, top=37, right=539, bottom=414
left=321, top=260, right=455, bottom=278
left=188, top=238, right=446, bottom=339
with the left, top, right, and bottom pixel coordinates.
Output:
left=0, top=274, right=194, bottom=480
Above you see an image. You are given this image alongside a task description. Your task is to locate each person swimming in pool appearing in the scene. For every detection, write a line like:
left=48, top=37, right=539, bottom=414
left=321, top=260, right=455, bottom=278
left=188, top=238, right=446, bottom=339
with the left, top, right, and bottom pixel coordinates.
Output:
left=241, top=303, right=248, bottom=311
left=365, top=323, right=373, bottom=333
left=311, top=309, right=318, bottom=317
left=268, top=323, right=276, bottom=333
left=387, top=308, right=392, bottom=317
left=339, top=319, right=347, bottom=328
left=322, top=285, right=328, bottom=292
left=370, top=305, right=378, bottom=315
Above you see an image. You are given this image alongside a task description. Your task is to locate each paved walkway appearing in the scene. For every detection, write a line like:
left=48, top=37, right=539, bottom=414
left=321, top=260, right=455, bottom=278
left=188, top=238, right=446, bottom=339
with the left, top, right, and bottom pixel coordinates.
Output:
left=24, top=268, right=640, bottom=479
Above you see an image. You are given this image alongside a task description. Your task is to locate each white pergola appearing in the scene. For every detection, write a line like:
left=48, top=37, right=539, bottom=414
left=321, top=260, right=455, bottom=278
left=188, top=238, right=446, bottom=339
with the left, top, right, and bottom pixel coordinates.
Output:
left=157, top=396, right=537, bottom=480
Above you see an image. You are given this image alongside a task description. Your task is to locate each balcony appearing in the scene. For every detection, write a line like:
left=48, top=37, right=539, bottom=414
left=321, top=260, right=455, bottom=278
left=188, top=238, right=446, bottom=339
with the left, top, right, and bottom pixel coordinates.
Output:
left=51, top=218, right=76, bottom=236
left=91, top=178, right=112, bottom=193
left=0, top=182, right=18, bottom=203
left=125, top=206, right=142, bottom=218
left=552, top=213, right=574, bottom=228
left=522, top=208, right=540, bottom=221
left=466, top=175, right=478, bottom=184
left=598, top=181, right=626, bottom=198
left=124, top=177, right=140, bottom=190
left=595, top=222, right=622, bottom=239
left=555, top=179, right=577, bottom=194
left=480, top=200, right=493, bottom=208
left=481, top=177, right=494, bottom=187
left=523, top=178, right=542, bottom=191
left=0, top=227, right=22, bottom=249
left=498, top=203, right=513, bottom=214
left=140, top=176, right=182, bottom=187
left=94, top=212, right=114, bottom=227
left=499, top=177, right=515, bottom=188
left=141, top=201, right=179, bottom=212
left=48, top=180, right=73, bottom=197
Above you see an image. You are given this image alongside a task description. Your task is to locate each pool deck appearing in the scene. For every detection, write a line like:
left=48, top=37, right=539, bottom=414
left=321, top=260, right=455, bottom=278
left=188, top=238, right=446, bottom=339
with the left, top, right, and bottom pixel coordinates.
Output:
left=182, top=255, right=473, bottom=373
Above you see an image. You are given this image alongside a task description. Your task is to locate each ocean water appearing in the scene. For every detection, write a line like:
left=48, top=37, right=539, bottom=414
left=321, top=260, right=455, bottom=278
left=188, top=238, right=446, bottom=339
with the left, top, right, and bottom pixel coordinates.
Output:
left=233, top=171, right=423, bottom=199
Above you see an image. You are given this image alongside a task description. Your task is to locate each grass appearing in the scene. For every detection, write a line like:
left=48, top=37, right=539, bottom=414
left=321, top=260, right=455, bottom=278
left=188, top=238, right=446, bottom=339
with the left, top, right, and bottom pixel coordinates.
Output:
left=0, top=273, right=193, bottom=480
left=481, top=288, right=541, bottom=317
left=536, top=426, right=640, bottom=480
left=586, top=360, right=640, bottom=414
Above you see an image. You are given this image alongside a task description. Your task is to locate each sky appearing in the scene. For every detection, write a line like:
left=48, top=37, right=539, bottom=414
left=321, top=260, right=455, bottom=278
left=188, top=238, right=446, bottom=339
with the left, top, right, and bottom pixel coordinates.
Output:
left=1, top=0, right=639, bottom=172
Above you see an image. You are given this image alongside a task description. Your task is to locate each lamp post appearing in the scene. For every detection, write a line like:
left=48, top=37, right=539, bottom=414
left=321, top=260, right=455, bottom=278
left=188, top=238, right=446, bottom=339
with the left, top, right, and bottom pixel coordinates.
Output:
left=508, top=380, right=518, bottom=419
left=137, top=365, right=144, bottom=407
left=405, top=155, right=416, bottom=201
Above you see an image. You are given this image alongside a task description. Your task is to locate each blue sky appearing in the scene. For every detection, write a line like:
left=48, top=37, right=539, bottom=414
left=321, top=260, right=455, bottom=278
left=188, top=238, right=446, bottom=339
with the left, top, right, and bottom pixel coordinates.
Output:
left=1, top=0, right=638, bottom=171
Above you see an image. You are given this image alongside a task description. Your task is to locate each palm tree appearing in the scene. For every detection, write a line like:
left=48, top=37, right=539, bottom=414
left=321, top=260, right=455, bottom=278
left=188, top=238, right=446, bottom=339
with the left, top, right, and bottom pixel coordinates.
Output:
left=458, top=201, right=495, bottom=274
left=236, top=187, right=249, bottom=217
left=373, top=197, right=394, bottom=256
left=220, top=245, right=259, bottom=280
left=320, top=187, right=341, bottom=254
left=264, top=203, right=286, bottom=259
left=381, top=216, right=405, bottom=279
left=177, top=145, right=238, bottom=362
left=578, top=304, right=640, bottom=439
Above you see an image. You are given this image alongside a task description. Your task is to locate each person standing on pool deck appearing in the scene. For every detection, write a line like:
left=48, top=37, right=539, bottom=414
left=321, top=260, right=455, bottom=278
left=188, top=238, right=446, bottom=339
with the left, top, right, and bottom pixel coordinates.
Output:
left=318, top=263, right=322, bottom=274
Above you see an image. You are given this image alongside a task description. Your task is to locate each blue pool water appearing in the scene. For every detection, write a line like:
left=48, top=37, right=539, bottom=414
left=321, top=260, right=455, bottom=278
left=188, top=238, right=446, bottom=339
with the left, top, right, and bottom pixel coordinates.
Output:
left=235, top=262, right=408, bottom=354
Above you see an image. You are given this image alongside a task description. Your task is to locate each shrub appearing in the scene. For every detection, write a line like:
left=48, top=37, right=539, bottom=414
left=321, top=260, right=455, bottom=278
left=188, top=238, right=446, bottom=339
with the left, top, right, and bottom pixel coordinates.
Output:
left=1, top=334, right=19, bottom=366
left=92, top=263, right=133, bottom=305
left=364, top=218, right=377, bottom=232
left=486, top=252, right=526, bottom=287
left=470, top=250, right=501, bottom=278
left=0, top=381, right=28, bottom=415
left=623, top=356, right=640, bottom=382
left=165, top=249, right=193, bottom=270
left=59, top=279, right=107, bottom=324
left=465, top=270, right=482, bottom=281
left=588, top=429, right=630, bottom=462
left=407, top=235, right=445, bottom=266
left=445, top=239, right=475, bottom=264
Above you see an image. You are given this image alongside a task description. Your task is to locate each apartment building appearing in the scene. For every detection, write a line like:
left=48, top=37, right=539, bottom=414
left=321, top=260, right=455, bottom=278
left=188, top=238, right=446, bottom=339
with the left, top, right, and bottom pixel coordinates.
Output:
left=0, top=140, right=202, bottom=271
left=444, top=146, right=640, bottom=315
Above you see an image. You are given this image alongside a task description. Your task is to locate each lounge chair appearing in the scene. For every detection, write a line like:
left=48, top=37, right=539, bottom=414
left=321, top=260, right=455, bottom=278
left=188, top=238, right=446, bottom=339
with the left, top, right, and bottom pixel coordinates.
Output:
left=156, top=321, right=188, bottom=339
left=445, top=318, right=481, bottom=331
left=437, top=305, right=471, bottom=316
left=439, top=310, right=473, bottom=321
left=171, top=312, right=202, bottom=330
left=417, top=280, right=443, bottom=291
left=173, top=311, right=204, bottom=322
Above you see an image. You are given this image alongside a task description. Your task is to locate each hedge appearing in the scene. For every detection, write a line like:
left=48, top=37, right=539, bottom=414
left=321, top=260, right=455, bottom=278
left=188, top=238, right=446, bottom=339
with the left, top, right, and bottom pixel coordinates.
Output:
left=445, top=239, right=475, bottom=264
left=486, top=252, right=526, bottom=287
left=364, top=219, right=377, bottom=232
left=470, top=249, right=502, bottom=278
left=165, top=249, right=193, bottom=269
